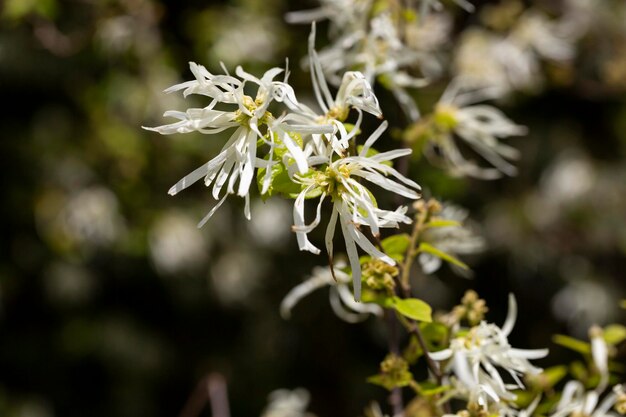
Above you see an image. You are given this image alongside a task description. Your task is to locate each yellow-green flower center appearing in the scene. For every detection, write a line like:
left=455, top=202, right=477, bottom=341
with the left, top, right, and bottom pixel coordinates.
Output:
left=234, top=95, right=273, bottom=125
left=433, top=104, right=459, bottom=131
left=313, top=165, right=351, bottom=198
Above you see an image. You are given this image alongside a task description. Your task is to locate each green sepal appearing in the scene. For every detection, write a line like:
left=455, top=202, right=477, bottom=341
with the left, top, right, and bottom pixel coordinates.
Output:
left=603, top=324, right=626, bottom=345
left=417, top=242, right=469, bottom=270
left=414, top=381, right=450, bottom=396
left=425, top=218, right=462, bottom=229
left=552, top=334, right=590, bottom=354
left=366, top=374, right=412, bottom=391
left=540, top=365, right=568, bottom=389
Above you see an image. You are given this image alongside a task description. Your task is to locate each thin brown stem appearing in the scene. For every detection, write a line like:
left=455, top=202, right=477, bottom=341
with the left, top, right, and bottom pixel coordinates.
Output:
left=178, top=373, right=230, bottom=417
left=400, top=210, right=427, bottom=291
left=385, top=310, right=405, bottom=416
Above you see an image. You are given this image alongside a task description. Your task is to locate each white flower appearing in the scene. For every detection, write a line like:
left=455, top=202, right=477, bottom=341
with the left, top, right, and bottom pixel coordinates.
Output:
left=424, top=81, right=527, bottom=179
left=145, top=63, right=284, bottom=222
left=280, top=262, right=383, bottom=323
left=146, top=63, right=331, bottom=224
left=274, top=23, right=382, bottom=157
left=430, top=295, right=548, bottom=408
left=285, top=0, right=371, bottom=34
left=419, top=0, right=474, bottom=15
left=550, top=381, right=624, bottom=417
left=589, top=325, right=610, bottom=391
left=311, top=13, right=428, bottom=122
left=418, top=203, right=485, bottom=276
left=261, top=388, right=313, bottom=417
left=291, top=121, right=421, bottom=300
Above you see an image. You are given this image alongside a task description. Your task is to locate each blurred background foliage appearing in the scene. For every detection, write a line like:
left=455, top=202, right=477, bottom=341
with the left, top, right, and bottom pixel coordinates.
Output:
left=0, top=0, right=625, bottom=416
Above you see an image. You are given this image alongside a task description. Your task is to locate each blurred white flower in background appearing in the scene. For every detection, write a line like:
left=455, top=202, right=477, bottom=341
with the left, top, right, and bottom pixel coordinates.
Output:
left=61, top=186, right=126, bottom=248
left=260, top=388, right=314, bottom=417
left=419, top=82, right=526, bottom=179
left=210, top=248, right=268, bottom=304
left=418, top=203, right=485, bottom=276
left=211, top=10, right=284, bottom=66
left=149, top=211, right=209, bottom=276
left=43, top=261, right=97, bottom=306
left=552, top=278, right=620, bottom=337
left=247, top=199, right=291, bottom=249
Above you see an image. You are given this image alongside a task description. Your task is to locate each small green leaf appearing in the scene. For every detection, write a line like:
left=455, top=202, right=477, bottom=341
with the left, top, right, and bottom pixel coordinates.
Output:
left=569, top=360, right=588, bottom=381
left=256, top=161, right=304, bottom=199
left=553, top=334, right=590, bottom=354
left=415, top=382, right=450, bottom=396
left=381, top=234, right=410, bottom=262
left=420, top=322, right=449, bottom=349
left=417, top=242, right=469, bottom=270
left=393, top=297, right=432, bottom=323
left=425, top=218, right=462, bottom=228
left=603, top=324, right=626, bottom=345
left=540, top=365, right=568, bottom=389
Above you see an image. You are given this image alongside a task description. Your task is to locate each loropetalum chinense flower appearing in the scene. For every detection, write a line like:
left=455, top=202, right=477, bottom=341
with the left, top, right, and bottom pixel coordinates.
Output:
left=550, top=381, right=626, bottom=417
left=406, top=81, right=527, bottom=179
left=144, top=63, right=322, bottom=224
left=291, top=121, right=421, bottom=301
left=430, top=294, right=548, bottom=410
left=147, top=27, right=419, bottom=303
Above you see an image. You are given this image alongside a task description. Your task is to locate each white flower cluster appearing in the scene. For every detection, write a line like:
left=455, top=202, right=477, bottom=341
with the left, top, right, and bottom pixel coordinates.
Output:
left=146, top=25, right=421, bottom=301
left=431, top=295, right=549, bottom=413
left=453, top=6, right=584, bottom=96
left=287, top=0, right=532, bottom=179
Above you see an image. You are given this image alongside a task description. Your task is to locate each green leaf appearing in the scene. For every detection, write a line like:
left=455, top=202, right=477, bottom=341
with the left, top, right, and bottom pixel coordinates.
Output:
left=366, top=374, right=412, bottom=391
left=381, top=234, right=410, bottom=262
left=256, top=161, right=303, bottom=199
left=541, top=366, right=568, bottom=389
left=553, top=334, right=590, bottom=354
left=569, top=360, right=588, bottom=381
left=420, top=322, right=449, bottom=348
left=417, top=242, right=469, bottom=270
left=425, top=218, right=462, bottom=228
left=415, top=382, right=450, bottom=396
left=603, top=324, right=626, bottom=345
left=392, top=297, right=432, bottom=323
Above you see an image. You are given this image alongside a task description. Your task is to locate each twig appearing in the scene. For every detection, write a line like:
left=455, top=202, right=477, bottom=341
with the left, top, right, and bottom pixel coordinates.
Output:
left=179, top=373, right=230, bottom=417
left=385, top=310, right=404, bottom=417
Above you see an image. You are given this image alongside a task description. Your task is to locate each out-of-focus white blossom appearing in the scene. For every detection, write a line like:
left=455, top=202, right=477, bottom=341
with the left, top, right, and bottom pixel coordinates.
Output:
left=211, top=248, right=268, bottom=304
left=454, top=7, right=583, bottom=95
left=552, top=279, right=620, bottom=337
left=149, top=211, right=208, bottom=275
left=61, top=186, right=126, bottom=247
left=281, top=263, right=383, bottom=323
left=247, top=199, right=292, bottom=248
left=211, top=10, right=284, bottom=66
left=418, top=203, right=485, bottom=276
left=421, top=82, right=526, bottom=179
left=260, top=388, right=314, bottom=417
left=550, top=381, right=624, bottom=417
